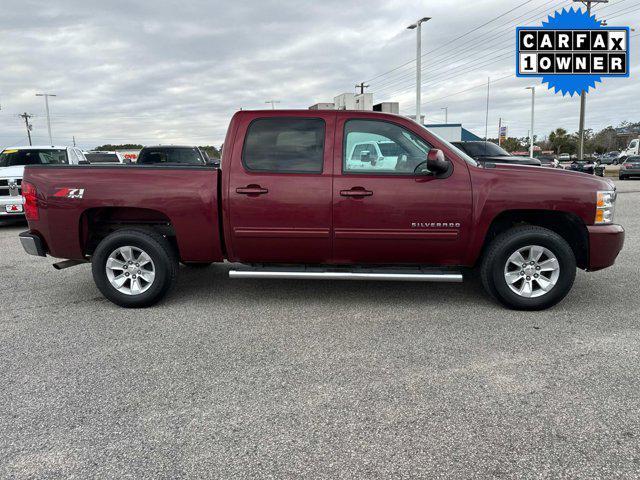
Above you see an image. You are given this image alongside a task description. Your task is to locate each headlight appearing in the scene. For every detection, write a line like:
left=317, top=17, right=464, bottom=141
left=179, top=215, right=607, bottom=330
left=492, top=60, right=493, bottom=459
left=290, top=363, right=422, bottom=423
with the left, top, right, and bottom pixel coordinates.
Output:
left=595, top=190, right=616, bottom=224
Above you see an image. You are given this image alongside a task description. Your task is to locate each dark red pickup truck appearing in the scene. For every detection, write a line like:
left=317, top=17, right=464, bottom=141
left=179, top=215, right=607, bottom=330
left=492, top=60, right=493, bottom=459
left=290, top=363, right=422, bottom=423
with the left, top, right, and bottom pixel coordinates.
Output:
left=19, top=110, right=624, bottom=310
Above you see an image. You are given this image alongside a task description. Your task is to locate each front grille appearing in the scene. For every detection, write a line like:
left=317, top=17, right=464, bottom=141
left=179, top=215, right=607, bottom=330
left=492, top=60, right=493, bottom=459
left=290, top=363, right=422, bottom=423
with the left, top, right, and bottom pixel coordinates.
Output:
left=0, top=179, right=21, bottom=197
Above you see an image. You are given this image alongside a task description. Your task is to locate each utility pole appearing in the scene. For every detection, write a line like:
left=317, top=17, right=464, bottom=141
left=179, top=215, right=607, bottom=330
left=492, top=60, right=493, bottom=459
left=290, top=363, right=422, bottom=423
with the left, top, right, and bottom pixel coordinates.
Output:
left=265, top=100, right=281, bottom=110
left=526, top=86, right=536, bottom=157
left=574, top=0, right=608, bottom=159
left=355, top=82, right=369, bottom=94
left=35, top=93, right=57, bottom=145
left=441, top=107, right=448, bottom=124
left=73, top=135, right=76, bottom=147
left=19, top=112, right=34, bottom=146
left=407, top=17, right=431, bottom=124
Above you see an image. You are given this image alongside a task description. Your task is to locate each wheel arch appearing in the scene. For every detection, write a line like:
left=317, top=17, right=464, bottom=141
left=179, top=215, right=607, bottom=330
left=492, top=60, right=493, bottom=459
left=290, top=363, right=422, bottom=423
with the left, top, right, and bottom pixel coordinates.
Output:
left=477, top=210, right=589, bottom=269
left=79, top=207, right=179, bottom=259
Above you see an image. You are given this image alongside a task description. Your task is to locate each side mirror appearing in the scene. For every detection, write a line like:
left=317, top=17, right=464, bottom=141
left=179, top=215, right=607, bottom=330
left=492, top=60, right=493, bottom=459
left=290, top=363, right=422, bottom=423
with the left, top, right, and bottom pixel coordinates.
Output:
left=426, top=149, right=450, bottom=175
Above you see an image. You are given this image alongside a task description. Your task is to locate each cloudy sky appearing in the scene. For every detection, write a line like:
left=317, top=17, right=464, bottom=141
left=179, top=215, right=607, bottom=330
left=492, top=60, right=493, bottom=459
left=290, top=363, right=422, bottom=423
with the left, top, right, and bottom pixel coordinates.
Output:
left=1, top=0, right=638, bottom=149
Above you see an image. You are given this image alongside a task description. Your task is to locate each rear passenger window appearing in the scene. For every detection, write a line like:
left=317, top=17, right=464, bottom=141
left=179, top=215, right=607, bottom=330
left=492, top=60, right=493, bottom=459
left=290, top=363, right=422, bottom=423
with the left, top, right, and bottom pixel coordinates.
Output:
left=242, top=118, right=325, bottom=173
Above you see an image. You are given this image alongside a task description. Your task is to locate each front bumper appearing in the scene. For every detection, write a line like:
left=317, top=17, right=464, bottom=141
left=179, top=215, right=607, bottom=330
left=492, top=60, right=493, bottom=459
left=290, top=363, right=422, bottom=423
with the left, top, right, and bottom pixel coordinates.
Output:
left=620, top=168, right=640, bottom=176
left=19, top=232, right=46, bottom=257
left=0, top=196, right=24, bottom=216
left=587, top=224, right=624, bottom=271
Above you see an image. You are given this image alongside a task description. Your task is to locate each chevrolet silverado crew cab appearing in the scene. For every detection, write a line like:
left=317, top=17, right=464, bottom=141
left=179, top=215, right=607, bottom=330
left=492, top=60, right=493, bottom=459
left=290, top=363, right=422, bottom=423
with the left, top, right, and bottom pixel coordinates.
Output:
left=19, top=110, right=624, bottom=310
left=1, top=146, right=85, bottom=218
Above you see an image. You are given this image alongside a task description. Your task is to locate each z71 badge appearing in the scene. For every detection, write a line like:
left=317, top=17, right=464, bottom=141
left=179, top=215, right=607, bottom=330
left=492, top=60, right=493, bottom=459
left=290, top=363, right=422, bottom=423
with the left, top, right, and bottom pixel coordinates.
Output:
left=53, top=188, right=85, bottom=199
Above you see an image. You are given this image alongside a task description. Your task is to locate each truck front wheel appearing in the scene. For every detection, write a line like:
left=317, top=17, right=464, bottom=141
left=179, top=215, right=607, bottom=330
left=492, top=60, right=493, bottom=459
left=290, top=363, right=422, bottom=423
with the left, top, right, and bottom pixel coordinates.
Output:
left=91, top=229, right=178, bottom=308
left=480, top=226, right=576, bottom=310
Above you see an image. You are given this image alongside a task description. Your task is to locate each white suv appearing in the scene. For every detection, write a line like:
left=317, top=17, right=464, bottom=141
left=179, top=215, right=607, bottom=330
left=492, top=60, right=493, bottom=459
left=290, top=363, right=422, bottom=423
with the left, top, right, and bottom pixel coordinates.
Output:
left=0, top=146, right=86, bottom=218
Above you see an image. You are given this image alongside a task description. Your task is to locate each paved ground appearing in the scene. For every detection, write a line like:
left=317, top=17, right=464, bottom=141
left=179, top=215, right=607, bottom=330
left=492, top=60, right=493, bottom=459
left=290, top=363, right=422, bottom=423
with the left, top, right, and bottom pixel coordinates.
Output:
left=1, top=180, right=639, bottom=479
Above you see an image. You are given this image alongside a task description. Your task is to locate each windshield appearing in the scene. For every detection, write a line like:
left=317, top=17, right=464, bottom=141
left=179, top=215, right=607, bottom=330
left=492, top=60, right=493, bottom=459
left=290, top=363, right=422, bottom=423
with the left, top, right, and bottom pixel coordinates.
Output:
left=85, top=153, right=120, bottom=163
left=137, top=147, right=204, bottom=165
left=0, top=148, right=68, bottom=167
left=420, top=127, right=478, bottom=166
left=457, top=142, right=510, bottom=157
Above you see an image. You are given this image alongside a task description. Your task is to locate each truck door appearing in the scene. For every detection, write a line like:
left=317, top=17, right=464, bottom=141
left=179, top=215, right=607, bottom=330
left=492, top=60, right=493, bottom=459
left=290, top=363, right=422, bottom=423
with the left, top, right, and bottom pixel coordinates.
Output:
left=332, top=116, right=473, bottom=265
left=226, top=113, right=335, bottom=264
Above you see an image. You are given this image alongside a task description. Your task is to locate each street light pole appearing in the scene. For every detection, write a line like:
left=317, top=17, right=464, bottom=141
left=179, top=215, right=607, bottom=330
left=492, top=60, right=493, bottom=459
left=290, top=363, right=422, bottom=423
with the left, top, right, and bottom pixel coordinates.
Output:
left=35, top=93, right=57, bottom=145
left=265, top=100, right=281, bottom=110
left=407, top=17, right=431, bottom=124
left=441, top=107, right=448, bottom=124
left=574, top=0, right=608, bottom=159
left=526, top=86, right=536, bottom=158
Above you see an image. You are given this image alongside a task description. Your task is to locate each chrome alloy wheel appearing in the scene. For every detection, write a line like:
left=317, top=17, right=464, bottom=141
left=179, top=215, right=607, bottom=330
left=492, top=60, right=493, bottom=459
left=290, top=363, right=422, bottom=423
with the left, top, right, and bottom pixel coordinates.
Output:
left=503, top=245, right=560, bottom=298
left=105, top=246, right=156, bottom=295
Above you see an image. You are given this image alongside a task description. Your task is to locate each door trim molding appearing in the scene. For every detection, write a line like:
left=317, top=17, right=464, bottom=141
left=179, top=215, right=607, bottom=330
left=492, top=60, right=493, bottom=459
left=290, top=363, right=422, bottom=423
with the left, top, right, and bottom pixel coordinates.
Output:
left=233, top=227, right=331, bottom=239
left=334, top=228, right=459, bottom=240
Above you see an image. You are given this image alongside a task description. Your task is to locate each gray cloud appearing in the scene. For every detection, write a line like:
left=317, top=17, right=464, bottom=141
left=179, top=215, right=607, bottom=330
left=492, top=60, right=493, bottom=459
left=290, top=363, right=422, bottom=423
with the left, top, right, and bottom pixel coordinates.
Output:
left=0, top=0, right=638, bottom=148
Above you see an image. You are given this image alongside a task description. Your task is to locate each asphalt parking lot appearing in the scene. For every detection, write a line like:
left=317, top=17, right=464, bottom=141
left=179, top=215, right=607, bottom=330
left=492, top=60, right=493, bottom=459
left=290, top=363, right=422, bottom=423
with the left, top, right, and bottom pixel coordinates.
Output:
left=1, top=180, right=639, bottom=479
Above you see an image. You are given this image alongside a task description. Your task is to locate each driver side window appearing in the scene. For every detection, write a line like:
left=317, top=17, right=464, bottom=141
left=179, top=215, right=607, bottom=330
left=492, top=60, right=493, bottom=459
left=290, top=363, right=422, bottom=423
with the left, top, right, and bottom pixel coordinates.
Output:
left=343, top=119, right=431, bottom=174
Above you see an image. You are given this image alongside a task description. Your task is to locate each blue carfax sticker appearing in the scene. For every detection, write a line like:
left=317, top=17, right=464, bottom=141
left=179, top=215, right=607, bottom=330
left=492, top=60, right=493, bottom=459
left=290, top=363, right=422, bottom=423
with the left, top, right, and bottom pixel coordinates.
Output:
left=516, top=7, right=630, bottom=96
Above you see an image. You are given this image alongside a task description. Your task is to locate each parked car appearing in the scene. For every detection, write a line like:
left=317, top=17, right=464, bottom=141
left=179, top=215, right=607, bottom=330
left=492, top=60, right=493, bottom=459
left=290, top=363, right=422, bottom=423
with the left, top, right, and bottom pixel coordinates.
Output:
left=19, top=110, right=623, bottom=311
left=558, top=153, right=572, bottom=162
left=537, top=156, right=560, bottom=168
left=568, top=160, right=596, bottom=175
left=137, top=145, right=209, bottom=165
left=0, top=146, right=85, bottom=218
left=619, top=156, right=640, bottom=180
left=84, top=151, right=126, bottom=164
left=599, top=151, right=621, bottom=165
left=451, top=141, right=541, bottom=166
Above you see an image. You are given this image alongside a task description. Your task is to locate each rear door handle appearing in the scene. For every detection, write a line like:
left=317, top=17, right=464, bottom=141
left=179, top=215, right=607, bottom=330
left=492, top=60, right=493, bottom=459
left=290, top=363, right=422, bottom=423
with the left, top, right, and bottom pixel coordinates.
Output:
left=236, top=185, right=268, bottom=195
left=340, top=188, right=373, bottom=197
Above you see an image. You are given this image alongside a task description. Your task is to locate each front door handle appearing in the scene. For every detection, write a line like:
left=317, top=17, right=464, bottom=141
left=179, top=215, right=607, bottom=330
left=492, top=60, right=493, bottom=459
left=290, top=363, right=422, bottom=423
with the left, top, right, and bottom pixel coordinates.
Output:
left=340, top=187, right=373, bottom=197
left=236, top=185, right=269, bottom=195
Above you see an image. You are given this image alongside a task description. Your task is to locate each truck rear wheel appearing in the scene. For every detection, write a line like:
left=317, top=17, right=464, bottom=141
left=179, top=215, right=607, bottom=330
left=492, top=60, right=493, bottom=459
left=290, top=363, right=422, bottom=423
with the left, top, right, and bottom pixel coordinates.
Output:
left=480, top=226, right=576, bottom=310
left=91, top=229, right=178, bottom=308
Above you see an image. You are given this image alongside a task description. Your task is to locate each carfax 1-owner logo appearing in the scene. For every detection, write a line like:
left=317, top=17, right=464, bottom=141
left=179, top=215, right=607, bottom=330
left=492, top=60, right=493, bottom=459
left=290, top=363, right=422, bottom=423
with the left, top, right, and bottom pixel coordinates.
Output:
left=516, top=7, right=630, bottom=96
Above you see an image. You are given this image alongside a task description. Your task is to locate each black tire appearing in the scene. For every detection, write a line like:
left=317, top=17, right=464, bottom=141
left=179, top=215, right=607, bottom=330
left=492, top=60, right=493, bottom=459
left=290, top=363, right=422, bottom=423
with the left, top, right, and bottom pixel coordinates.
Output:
left=91, top=229, right=178, bottom=308
left=480, top=226, right=576, bottom=310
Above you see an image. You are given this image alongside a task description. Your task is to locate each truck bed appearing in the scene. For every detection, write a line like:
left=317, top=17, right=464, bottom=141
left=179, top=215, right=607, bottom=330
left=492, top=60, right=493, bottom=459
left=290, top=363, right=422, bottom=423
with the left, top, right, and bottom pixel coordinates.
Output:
left=23, top=165, right=223, bottom=263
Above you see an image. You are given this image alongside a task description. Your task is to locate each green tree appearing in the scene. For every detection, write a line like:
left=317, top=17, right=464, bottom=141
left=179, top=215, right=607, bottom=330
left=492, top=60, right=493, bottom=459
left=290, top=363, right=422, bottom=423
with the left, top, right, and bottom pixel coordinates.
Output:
left=501, top=137, right=522, bottom=153
left=548, top=128, right=569, bottom=154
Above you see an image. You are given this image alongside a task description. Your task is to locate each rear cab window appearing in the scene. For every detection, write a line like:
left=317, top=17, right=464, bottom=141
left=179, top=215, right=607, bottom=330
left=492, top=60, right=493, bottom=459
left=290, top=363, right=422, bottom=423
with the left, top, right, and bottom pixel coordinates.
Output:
left=0, top=149, right=68, bottom=166
left=138, top=147, right=205, bottom=165
left=242, top=117, right=325, bottom=173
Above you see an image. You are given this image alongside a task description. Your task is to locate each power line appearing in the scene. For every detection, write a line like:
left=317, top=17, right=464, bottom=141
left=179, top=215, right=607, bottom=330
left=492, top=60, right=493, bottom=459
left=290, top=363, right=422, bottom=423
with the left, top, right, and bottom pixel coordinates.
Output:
left=401, top=74, right=514, bottom=113
left=363, top=0, right=537, bottom=83
left=370, top=0, right=565, bottom=90
left=370, top=0, right=568, bottom=94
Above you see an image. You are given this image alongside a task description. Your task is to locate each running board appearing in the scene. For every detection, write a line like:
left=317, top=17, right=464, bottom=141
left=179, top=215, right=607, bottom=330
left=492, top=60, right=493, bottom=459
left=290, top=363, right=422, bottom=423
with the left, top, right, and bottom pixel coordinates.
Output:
left=229, top=267, right=463, bottom=283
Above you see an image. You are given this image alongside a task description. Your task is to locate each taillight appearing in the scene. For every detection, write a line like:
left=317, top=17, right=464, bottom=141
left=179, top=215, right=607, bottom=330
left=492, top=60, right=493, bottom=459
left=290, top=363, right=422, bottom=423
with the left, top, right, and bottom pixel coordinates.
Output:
left=624, top=163, right=633, bottom=168
left=22, top=181, right=39, bottom=221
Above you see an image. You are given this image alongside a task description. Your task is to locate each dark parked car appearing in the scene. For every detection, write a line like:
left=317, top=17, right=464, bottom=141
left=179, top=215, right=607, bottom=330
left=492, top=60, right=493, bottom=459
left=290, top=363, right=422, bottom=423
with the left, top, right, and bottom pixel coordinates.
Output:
left=451, top=141, right=541, bottom=166
left=619, top=156, right=640, bottom=180
left=568, top=160, right=596, bottom=175
left=137, top=146, right=210, bottom=165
